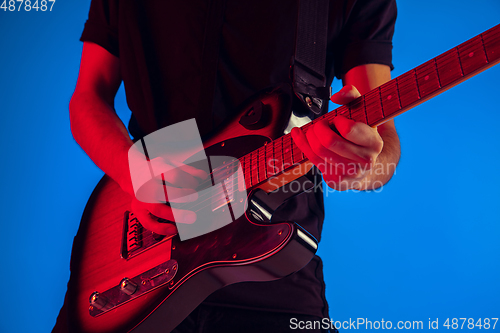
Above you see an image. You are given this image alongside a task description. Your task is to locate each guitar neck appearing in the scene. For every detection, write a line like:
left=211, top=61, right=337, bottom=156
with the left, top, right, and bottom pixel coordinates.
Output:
left=329, top=23, right=500, bottom=128
left=240, top=23, right=500, bottom=190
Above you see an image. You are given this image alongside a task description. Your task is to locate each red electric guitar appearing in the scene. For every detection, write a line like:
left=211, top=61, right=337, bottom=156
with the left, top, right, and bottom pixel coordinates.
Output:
left=66, top=24, right=500, bottom=333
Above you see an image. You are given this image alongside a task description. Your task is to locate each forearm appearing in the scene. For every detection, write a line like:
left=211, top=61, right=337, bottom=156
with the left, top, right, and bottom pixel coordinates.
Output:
left=69, top=91, right=134, bottom=195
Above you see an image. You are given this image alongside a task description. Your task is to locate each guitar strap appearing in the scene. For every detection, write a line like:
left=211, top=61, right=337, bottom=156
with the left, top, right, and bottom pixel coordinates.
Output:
left=197, top=0, right=228, bottom=136
left=292, top=0, right=331, bottom=118
left=196, top=0, right=330, bottom=134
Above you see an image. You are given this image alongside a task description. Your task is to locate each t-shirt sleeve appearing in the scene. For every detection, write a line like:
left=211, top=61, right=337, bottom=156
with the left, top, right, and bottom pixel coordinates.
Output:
left=333, top=0, right=397, bottom=79
left=80, top=0, right=120, bottom=57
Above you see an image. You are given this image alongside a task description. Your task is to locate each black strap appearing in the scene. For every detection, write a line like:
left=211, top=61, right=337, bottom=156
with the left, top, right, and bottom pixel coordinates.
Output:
left=197, top=0, right=227, bottom=135
left=293, top=0, right=330, bottom=116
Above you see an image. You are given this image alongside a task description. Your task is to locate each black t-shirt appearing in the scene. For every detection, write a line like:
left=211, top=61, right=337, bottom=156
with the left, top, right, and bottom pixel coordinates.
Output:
left=80, top=0, right=396, bottom=319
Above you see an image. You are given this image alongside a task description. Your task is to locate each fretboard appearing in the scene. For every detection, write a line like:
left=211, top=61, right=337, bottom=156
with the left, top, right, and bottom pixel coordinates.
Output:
left=240, top=23, right=500, bottom=190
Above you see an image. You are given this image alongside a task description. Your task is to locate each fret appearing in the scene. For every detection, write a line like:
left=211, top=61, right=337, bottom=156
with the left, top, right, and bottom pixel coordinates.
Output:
left=434, top=59, right=442, bottom=87
left=292, top=138, right=304, bottom=163
left=245, top=153, right=252, bottom=187
left=274, top=137, right=284, bottom=174
left=265, top=141, right=276, bottom=177
left=240, top=24, right=500, bottom=189
left=458, top=35, right=488, bottom=76
left=364, top=88, right=384, bottom=126
left=397, top=70, right=420, bottom=109
left=349, top=96, right=367, bottom=123
left=245, top=152, right=252, bottom=186
left=243, top=154, right=252, bottom=188
left=380, top=80, right=401, bottom=117
left=415, top=59, right=441, bottom=98
left=436, top=48, right=463, bottom=87
left=482, top=25, right=500, bottom=62
left=282, top=135, right=293, bottom=169
left=251, top=150, right=259, bottom=185
left=239, top=157, right=245, bottom=187
left=335, top=105, right=350, bottom=120
left=329, top=106, right=338, bottom=118
left=280, top=136, right=287, bottom=171
left=258, top=146, right=267, bottom=182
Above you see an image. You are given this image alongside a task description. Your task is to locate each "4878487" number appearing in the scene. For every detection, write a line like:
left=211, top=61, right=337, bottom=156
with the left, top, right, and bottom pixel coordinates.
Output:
left=1, top=0, right=56, bottom=11
left=443, top=318, right=498, bottom=330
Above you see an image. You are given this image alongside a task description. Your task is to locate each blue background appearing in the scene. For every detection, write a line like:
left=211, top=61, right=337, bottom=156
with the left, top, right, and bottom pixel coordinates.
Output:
left=0, top=1, right=499, bottom=332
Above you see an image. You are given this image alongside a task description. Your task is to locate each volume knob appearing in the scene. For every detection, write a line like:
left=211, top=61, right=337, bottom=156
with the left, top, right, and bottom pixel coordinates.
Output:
left=89, top=291, right=112, bottom=311
left=120, top=277, right=138, bottom=296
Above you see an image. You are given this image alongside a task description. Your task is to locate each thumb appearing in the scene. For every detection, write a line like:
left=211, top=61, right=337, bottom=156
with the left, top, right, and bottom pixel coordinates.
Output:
left=174, top=162, right=209, bottom=181
left=330, top=85, right=361, bottom=105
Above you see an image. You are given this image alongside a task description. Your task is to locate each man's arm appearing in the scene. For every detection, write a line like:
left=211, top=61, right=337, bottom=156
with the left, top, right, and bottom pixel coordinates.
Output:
left=70, top=42, right=182, bottom=235
left=292, top=63, right=401, bottom=191
left=70, top=42, right=134, bottom=194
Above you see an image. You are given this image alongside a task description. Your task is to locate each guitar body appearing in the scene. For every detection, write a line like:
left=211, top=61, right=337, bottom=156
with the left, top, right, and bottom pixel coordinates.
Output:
left=66, top=86, right=319, bottom=333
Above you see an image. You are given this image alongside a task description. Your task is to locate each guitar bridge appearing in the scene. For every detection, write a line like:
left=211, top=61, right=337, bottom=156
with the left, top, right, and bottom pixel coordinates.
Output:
left=120, top=211, right=175, bottom=260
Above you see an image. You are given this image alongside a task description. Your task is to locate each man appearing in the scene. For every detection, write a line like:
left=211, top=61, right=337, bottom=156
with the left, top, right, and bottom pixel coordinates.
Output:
left=56, top=0, right=400, bottom=331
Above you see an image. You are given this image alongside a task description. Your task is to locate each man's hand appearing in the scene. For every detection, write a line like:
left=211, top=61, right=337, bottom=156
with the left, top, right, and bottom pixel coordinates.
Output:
left=126, top=155, right=208, bottom=236
left=71, top=42, right=213, bottom=237
left=292, top=85, right=384, bottom=191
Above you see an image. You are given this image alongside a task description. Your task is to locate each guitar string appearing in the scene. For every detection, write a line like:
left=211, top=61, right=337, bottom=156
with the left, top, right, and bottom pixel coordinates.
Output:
left=325, top=35, right=500, bottom=127
left=175, top=27, right=500, bottom=200
left=133, top=118, right=344, bottom=239
left=134, top=141, right=319, bottom=244
left=174, top=31, right=500, bottom=199
left=135, top=35, right=500, bottom=240
left=370, top=32, right=500, bottom=95
left=138, top=31, right=500, bottom=222
left=131, top=30, right=500, bottom=241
